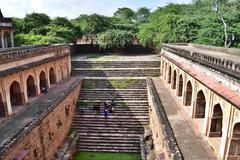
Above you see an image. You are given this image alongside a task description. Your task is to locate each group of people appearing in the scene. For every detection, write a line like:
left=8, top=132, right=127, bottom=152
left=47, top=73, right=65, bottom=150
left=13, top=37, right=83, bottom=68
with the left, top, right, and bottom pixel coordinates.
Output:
left=93, top=99, right=116, bottom=118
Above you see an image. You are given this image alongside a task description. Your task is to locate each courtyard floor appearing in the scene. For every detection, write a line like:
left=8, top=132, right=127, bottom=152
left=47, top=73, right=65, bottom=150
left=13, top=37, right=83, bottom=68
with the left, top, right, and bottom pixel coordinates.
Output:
left=153, top=77, right=218, bottom=160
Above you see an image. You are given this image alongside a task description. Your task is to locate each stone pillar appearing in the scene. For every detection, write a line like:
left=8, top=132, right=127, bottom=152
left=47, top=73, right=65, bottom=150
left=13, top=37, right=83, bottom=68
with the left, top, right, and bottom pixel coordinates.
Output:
left=1, top=30, right=4, bottom=48
left=10, top=31, right=14, bottom=47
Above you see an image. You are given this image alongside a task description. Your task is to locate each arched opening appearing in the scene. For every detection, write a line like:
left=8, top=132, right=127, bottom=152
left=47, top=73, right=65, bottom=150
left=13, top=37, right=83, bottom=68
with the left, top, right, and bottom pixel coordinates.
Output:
left=0, top=93, right=6, bottom=117
left=39, top=71, right=47, bottom=90
left=27, top=75, right=37, bottom=97
left=49, top=67, right=56, bottom=85
left=178, top=75, right=183, bottom=96
left=194, top=90, right=206, bottom=118
left=168, top=66, right=172, bottom=84
left=172, top=70, right=177, bottom=89
left=10, top=81, right=24, bottom=107
left=209, top=104, right=223, bottom=137
left=184, top=81, right=192, bottom=106
left=228, top=123, right=240, bottom=159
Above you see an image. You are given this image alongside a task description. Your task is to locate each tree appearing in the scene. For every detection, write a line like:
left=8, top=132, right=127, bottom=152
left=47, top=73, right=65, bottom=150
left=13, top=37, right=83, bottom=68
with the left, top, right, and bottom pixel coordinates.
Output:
left=97, top=29, right=134, bottom=49
left=73, top=14, right=110, bottom=35
left=23, top=13, right=50, bottom=34
left=136, top=7, right=150, bottom=23
left=113, top=8, right=136, bottom=21
left=51, top=17, right=74, bottom=28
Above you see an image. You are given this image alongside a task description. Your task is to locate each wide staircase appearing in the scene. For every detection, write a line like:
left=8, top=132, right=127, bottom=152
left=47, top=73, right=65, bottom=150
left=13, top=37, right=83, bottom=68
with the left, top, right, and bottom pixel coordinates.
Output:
left=71, top=60, right=160, bottom=77
left=72, top=79, right=149, bottom=152
left=71, top=59, right=160, bottom=153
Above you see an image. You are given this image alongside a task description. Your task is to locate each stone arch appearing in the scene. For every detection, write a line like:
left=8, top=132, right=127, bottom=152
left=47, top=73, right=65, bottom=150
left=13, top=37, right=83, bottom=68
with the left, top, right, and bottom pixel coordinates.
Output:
left=184, top=81, right=192, bottom=106
left=10, top=81, right=24, bottom=107
left=168, top=65, right=172, bottom=84
left=228, top=123, right=240, bottom=159
left=209, top=104, right=223, bottom=137
left=0, top=92, right=6, bottom=117
left=39, top=71, right=47, bottom=90
left=178, top=74, right=183, bottom=96
left=49, top=67, right=56, bottom=85
left=27, top=75, right=37, bottom=97
left=194, top=90, right=206, bottom=118
left=172, top=70, right=177, bottom=89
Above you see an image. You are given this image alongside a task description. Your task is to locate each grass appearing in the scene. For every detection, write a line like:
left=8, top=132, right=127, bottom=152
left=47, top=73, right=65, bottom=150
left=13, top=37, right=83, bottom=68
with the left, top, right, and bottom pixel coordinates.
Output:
left=86, top=53, right=120, bottom=60
left=109, top=78, right=144, bottom=89
left=73, top=152, right=141, bottom=160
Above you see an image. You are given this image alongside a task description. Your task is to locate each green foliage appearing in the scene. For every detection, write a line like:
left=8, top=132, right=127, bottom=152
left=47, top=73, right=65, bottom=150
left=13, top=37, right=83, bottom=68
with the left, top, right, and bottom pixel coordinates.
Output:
left=97, top=29, right=134, bottom=49
left=15, top=33, right=65, bottom=45
left=12, top=2, right=240, bottom=48
left=73, top=152, right=141, bottom=160
left=109, top=79, right=143, bottom=89
left=137, top=2, right=240, bottom=48
left=136, top=7, right=151, bottom=23
left=114, top=7, right=136, bottom=22
left=73, top=14, right=110, bottom=35
left=23, top=13, right=50, bottom=34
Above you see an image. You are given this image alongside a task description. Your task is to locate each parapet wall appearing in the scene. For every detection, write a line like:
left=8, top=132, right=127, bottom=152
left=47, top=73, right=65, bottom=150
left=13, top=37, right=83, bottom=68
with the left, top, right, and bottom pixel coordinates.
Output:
left=162, top=44, right=240, bottom=80
left=0, top=79, right=81, bottom=160
left=147, top=78, right=182, bottom=159
left=70, top=44, right=154, bottom=54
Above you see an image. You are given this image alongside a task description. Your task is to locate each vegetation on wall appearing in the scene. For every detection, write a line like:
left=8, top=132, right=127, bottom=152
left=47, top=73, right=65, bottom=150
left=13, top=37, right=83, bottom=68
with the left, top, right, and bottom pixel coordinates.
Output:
left=13, top=0, right=240, bottom=48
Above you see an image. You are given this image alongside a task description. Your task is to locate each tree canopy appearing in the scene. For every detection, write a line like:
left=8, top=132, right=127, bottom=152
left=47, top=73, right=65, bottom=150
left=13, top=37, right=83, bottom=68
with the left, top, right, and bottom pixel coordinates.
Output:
left=12, top=1, right=240, bottom=48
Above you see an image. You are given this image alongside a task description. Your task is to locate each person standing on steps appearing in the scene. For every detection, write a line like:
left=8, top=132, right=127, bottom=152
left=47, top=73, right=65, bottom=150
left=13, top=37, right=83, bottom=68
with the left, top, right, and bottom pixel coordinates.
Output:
left=96, top=102, right=101, bottom=113
left=93, top=102, right=97, bottom=110
left=109, top=99, right=116, bottom=113
left=104, top=106, right=108, bottom=118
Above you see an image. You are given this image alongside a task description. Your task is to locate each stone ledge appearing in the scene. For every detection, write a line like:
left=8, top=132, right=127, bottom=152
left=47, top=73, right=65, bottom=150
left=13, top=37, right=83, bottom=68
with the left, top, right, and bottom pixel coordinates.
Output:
left=0, top=53, right=69, bottom=78
left=0, top=44, right=69, bottom=64
left=147, top=78, right=183, bottom=159
left=162, top=43, right=240, bottom=80
left=0, top=76, right=82, bottom=158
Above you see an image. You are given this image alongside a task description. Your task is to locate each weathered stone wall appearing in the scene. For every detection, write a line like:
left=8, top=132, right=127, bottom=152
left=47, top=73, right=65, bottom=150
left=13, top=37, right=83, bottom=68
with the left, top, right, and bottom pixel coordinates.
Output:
left=147, top=79, right=183, bottom=159
left=70, top=44, right=154, bottom=55
left=0, top=55, right=70, bottom=116
left=2, top=84, right=80, bottom=160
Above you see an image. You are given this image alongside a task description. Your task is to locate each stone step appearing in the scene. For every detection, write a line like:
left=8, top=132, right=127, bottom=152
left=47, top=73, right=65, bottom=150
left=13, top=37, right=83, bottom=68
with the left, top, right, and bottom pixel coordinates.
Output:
left=73, top=120, right=149, bottom=125
left=72, top=68, right=160, bottom=77
left=77, top=142, right=140, bottom=148
left=74, top=129, right=143, bottom=134
left=74, top=114, right=149, bottom=119
left=79, top=90, right=147, bottom=93
left=76, top=107, right=148, bottom=110
left=78, top=138, right=139, bottom=144
left=72, top=123, right=145, bottom=128
left=71, top=61, right=160, bottom=68
left=80, top=96, right=147, bottom=101
left=77, top=101, right=149, bottom=105
left=77, top=147, right=140, bottom=153
left=81, top=79, right=147, bottom=89
left=75, top=111, right=148, bottom=116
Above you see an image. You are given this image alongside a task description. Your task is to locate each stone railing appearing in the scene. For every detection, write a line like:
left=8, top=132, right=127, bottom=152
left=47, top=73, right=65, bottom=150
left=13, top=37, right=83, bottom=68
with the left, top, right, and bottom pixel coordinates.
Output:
left=162, top=44, right=240, bottom=80
left=147, top=78, right=183, bottom=159
left=0, top=44, right=70, bottom=64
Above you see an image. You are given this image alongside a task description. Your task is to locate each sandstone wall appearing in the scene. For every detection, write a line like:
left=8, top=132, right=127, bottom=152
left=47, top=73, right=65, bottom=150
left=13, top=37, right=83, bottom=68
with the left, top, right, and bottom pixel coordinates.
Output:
left=147, top=79, right=182, bottom=159
left=2, top=85, right=80, bottom=160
